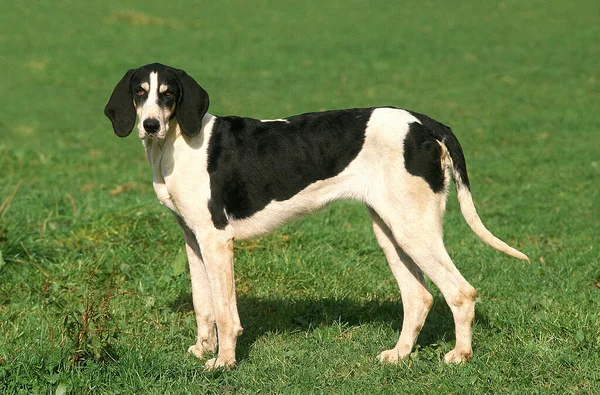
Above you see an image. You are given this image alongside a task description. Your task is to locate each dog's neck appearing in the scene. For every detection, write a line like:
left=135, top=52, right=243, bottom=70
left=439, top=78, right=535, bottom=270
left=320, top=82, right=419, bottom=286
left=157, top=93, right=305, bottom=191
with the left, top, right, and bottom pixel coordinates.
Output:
left=143, top=121, right=181, bottom=213
left=142, top=114, right=214, bottom=214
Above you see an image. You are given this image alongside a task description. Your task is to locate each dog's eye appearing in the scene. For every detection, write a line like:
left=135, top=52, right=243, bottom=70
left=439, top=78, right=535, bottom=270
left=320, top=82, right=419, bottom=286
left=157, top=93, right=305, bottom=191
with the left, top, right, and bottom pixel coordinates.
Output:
left=164, top=90, right=172, bottom=97
left=135, top=88, right=146, bottom=96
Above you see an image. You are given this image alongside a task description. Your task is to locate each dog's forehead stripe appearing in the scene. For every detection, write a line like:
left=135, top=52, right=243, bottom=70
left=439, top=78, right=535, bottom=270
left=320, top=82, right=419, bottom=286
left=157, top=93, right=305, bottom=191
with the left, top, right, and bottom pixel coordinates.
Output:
left=149, top=72, right=158, bottom=93
left=145, top=72, right=159, bottom=105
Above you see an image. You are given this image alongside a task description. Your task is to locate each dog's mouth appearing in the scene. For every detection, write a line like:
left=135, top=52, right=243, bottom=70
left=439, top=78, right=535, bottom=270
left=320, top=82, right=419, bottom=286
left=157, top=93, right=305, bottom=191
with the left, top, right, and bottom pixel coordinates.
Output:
left=142, top=133, right=161, bottom=141
left=141, top=131, right=169, bottom=142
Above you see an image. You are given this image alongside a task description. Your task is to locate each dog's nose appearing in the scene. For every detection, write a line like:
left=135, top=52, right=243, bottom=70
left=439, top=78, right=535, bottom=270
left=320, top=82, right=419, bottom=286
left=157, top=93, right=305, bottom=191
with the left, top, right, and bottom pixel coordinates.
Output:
left=143, top=118, right=160, bottom=134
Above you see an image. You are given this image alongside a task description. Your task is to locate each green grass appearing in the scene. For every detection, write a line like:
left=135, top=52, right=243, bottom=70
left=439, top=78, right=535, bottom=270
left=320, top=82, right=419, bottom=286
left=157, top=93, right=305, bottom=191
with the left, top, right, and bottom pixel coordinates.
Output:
left=1, top=0, right=599, bottom=392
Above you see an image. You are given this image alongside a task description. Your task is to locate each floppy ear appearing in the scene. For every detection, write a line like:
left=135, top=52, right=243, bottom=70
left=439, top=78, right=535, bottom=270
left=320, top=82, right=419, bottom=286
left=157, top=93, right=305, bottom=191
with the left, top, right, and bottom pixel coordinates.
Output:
left=104, top=69, right=136, bottom=137
left=175, top=69, right=210, bottom=137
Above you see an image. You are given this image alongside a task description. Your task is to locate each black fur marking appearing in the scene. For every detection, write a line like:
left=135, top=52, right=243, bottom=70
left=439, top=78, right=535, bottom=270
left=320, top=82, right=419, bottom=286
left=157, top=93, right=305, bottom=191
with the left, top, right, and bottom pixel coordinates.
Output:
left=156, top=73, right=179, bottom=110
left=207, top=109, right=372, bottom=228
left=131, top=76, right=150, bottom=107
left=174, top=69, right=209, bottom=137
left=404, top=122, right=445, bottom=193
left=104, top=69, right=136, bottom=137
left=407, top=110, right=471, bottom=190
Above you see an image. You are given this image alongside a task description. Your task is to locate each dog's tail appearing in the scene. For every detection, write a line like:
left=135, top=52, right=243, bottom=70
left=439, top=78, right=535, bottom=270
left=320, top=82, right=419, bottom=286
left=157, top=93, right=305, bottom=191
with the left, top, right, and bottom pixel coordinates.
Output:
left=449, top=153, right=529, bottom=262
left=410, top=111, right=529, bottom=261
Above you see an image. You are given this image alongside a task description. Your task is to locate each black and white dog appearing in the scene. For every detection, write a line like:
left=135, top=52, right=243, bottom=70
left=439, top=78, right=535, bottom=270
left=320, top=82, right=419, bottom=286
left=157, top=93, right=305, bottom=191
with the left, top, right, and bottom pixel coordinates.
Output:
left=105, top=63, right=528, bottom=370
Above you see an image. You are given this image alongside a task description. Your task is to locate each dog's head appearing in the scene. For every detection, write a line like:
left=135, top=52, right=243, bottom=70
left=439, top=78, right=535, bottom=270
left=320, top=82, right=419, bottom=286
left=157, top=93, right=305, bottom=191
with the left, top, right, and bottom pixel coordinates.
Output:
left=104, top=63, right=210, bottom=140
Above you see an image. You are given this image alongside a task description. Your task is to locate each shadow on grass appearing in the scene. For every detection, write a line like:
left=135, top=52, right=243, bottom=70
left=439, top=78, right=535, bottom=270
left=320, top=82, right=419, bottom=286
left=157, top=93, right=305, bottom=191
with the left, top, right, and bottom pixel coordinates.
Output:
left=170, top=293, right=489, bottom=363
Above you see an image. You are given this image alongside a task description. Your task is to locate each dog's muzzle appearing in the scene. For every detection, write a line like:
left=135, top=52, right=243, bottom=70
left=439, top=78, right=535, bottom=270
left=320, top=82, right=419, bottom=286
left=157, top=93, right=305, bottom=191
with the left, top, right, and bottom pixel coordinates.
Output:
left=143, top=118, right=160, bottom=135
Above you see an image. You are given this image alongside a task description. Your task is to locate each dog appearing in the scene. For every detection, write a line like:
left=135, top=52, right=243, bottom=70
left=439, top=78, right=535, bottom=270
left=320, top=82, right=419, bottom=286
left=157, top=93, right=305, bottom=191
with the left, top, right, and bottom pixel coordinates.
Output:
left=104, top=63, right=528, bottom=370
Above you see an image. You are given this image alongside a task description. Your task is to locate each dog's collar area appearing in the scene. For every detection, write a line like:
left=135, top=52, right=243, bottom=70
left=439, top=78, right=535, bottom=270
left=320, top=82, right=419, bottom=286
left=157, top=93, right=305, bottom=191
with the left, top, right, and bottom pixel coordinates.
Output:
left=144, top=135, right=167, bottom=148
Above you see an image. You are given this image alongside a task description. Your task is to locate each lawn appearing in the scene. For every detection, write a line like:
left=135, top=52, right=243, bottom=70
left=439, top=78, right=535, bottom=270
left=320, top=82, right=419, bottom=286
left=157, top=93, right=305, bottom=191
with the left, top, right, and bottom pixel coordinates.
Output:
left=1, top=0, right=599, bottom=393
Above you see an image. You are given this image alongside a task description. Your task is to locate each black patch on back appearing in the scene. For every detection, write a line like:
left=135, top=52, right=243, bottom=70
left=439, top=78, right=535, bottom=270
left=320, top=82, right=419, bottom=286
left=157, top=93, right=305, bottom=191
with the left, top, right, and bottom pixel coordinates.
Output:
left=403, top=122, right=445, bottom=193
left=407, top=110, right=471, bottom=190
left=207, top=109, right=372, bottom=228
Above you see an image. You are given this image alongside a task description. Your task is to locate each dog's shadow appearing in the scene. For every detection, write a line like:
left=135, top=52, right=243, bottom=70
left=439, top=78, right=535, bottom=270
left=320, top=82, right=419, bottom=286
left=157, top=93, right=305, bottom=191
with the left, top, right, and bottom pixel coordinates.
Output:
left=170, top=293, right=489, bottom=362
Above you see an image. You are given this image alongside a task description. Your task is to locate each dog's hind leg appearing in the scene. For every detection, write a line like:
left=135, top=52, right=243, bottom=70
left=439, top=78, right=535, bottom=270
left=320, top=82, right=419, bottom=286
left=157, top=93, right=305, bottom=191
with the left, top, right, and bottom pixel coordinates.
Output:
left=370, top=209, right=433, bottom=363
left=382, top=208, right=476, bottom=363
left=369, top=180, right=476, bottom=363
left=403, top=234, right=476, bottom=363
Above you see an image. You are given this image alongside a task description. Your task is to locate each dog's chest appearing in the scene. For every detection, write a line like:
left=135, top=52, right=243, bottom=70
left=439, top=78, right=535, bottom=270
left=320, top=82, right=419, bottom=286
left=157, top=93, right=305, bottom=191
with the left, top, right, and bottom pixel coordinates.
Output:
left=145, top=135, right=210, bottom=217
left=145, top=140, right=177, bottom=212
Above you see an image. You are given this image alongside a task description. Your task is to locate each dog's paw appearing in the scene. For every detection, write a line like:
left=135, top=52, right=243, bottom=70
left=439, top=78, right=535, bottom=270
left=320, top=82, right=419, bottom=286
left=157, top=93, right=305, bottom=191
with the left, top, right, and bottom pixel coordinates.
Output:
left=444, top=348, right=472, bottom=364
left=377, top=347, right=411, bottom=364
left=188, top=344, right=211, bottom=360
left=203, top=356, right=236, bottom=371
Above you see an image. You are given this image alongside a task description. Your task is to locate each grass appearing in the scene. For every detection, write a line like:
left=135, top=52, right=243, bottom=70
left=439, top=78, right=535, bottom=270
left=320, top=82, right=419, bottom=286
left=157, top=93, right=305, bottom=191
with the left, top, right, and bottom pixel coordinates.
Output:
left=1, top=0, right=599, bottom=392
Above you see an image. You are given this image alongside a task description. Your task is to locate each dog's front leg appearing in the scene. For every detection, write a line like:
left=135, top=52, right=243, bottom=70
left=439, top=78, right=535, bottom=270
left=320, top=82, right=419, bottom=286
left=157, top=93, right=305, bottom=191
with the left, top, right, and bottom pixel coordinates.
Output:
left=173, top=216, right=218, bottom=360
left=197, top=228, right=242, bottom=370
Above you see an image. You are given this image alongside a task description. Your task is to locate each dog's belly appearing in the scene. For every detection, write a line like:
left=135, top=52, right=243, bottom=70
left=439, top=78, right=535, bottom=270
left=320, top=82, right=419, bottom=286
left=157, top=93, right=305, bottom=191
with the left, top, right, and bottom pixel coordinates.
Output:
left=229, top=171, right=361, bottom=240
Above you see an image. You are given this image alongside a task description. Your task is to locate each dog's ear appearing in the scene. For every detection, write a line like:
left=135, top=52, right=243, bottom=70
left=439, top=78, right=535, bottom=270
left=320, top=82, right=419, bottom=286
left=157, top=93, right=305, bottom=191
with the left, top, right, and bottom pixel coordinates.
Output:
left=104, top=69, right=136, bottom=137
left=175, top=69, right=210, bottom=137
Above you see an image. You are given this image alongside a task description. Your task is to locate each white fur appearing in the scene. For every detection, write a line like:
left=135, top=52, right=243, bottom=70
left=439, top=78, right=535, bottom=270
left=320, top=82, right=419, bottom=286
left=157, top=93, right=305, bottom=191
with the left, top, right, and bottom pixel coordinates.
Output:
left=260, top=118, right=290, bottom=123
